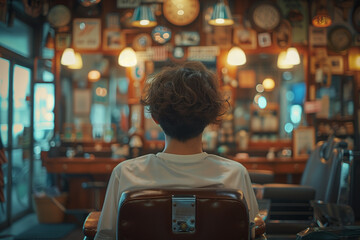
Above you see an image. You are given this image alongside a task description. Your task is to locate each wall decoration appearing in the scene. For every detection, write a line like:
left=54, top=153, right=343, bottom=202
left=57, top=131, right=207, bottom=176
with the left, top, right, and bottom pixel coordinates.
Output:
left=309, top=26, right=327, bottom=46
left=103, top=29, right=124, bottom=51
left=55, top=33, right=71, bottom=50
left=151, top=26, right=171, bottom=44
left=328, top=56, right=344, bottom=74
left=249, top=1, right=281, bottom=32
left=147, top=46, right=168, bottom=61
left=106, top=13, right=120, bottom=29
left=133, top=33, right=152, bottom=51
left=293, top=126, right=315, bottom=159
left=47, top=4, right=71, bottom=28
left=187, top=46, right=219, bottom=62
left=171, top=46, right=186, bottom=61
left=163, top=0, right=200, bottom=26
left=207, top=26, right=232, bottom=49
left=258, top=32, right=272, bottom=47
left=233, top=27, right=257, bottom=50
left=73, top=18, right=101, bottom=50
left=273, top=19, right=292, bottom=48
left=277, top=0, right=308, bottom=44
left=117, top=0, right=140, bottom=8
left=174, top=31, right=200, bottom=46
left=327, top=26, right=352, bottom=52
left=73, top=89, right=91, bottom=115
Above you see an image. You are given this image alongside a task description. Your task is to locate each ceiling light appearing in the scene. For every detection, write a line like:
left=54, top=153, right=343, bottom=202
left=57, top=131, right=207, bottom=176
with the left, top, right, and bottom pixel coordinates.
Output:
left=118, top=47, right=137, bottom=67
left=208, top=0, right=234, bottom=26
left=132, top=5, right=157, bottom=28
left=227, top=46, right=246, bottom=66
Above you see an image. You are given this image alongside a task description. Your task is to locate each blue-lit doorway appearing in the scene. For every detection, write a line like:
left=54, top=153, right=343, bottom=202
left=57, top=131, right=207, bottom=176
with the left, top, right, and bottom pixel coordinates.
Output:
left=0, top=55, right=34, bottom=229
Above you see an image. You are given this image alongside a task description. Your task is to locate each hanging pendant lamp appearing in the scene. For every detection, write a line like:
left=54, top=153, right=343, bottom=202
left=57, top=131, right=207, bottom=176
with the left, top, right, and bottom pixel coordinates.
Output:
left=132, top=5, right=157, bottom=27
left=118, top=47, right=137, bottom=67
left=227, top=46, right=246, bottom=66
left=208, top=0, right=234, bottom=26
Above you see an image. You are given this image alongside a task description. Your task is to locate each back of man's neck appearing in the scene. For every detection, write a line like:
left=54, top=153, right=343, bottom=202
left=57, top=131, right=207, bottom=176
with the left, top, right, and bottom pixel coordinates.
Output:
left=162, top=135, right=203, bottom=155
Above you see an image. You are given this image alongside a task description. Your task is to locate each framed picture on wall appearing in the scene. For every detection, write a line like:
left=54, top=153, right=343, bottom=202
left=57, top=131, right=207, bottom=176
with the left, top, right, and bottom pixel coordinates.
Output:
left=293, top=126, right=315, bottom=159
left=233, top=27, right=257, bottom=50
left=73, top=89, right=91, bottom=116
left=103, top=29, right=124, bottom=50
left=328, top=56, right=344, bottom=74
left=73, top=18, right=101, bottom=50
left=55, top=33, right=71, bottom=50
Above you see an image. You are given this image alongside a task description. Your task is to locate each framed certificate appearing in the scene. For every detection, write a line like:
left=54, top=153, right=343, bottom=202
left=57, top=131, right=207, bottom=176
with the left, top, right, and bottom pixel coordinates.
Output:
left=73, top=18, right=101, bottom=50
left=293, top=126, right=315, bottom=159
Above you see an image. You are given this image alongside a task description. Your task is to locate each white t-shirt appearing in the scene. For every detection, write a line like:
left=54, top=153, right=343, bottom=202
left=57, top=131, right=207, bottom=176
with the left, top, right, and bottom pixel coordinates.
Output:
left=94, top=152, right=259, bottom=240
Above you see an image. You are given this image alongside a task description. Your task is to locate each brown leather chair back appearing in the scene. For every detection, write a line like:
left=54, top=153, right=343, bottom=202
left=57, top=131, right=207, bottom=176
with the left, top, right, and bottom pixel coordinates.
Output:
left=117, top=188, right=250, bottom=240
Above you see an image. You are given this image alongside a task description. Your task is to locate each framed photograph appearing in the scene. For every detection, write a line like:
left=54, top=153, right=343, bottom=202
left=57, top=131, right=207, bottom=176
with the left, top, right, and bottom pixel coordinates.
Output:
left=328, top=56, right=344, bottom=74
left=273, top=19, right=292, bottom=48
left=55, top=33, right=71, bottom=50
left=103, top=29, right=125, bottom=50
left=309, top=26, right=327, bottom=46
left=174, top=31, right=200, bottom=46
left=73, top=18, right=101, bottom=50
left=233, top=27, right=257, bottom=50
left=73, top=89, right=91, bottom=116
left=293, top=126, right=315, bottom=159
left=258, top=32, right=272, bottom=48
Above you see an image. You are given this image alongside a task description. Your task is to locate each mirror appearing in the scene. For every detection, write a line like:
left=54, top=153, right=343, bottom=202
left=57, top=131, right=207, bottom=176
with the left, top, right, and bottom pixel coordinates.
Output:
left=58, top=53, right=305, bottom=145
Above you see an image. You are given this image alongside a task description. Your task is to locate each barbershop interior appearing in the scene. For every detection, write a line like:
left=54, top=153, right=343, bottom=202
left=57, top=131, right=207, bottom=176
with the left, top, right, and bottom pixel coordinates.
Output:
left=0, top=0, right=360, bottom=239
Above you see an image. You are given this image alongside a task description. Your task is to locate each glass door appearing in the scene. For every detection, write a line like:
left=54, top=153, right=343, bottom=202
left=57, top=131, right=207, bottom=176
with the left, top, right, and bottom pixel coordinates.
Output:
left=0, top=57, right=33, bottom=229
left=0, top=57, right=10, bottom=225
left=11, top=64, right=32, bottom=217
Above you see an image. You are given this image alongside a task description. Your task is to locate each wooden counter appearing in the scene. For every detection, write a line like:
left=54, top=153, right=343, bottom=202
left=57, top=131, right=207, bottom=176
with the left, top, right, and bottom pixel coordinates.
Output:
left=41, top=153, right=126, bottom=174
left=41, top=151, right=126, bottom=211
left=231, top=156, right=308, bottom=183
left=41, top=152, right=307, bottom=211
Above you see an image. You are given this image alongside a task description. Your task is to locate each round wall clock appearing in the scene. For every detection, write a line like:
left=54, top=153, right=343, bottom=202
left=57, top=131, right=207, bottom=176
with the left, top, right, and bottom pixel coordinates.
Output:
left=328, top=26, right=352, bottom=52
left=351, top=4, right=360, bottom=33
left=163, top=0, right=200, bottom=26
left=47, top=5, right=71, bottom=28
left=249, top=1, right=281, bottom=32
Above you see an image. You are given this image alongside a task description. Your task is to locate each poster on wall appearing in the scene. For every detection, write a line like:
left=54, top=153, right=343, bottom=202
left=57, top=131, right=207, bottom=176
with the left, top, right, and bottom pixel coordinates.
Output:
left=73, top=18, right=101, bottom=50
left=73, top=89, right=91, bottom=115
left=277, top=0, right=309, bottom=44
left=293, top=126, right=315, bottom=159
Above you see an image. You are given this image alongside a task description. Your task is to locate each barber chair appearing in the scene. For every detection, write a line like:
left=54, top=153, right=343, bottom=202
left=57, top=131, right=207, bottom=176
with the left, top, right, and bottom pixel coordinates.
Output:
left=248, top=170, right=275, bottom=185
left=261, top=136, right=350, bottom=235
left=83, top=188, right=266, bottom=240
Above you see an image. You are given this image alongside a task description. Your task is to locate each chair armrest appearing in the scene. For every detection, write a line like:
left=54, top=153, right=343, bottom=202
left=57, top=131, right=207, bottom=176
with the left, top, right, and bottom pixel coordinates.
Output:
left=254, top=214, right=266, bottom=238
left=83, top=211, right=101, bottom=240
left=262, top=183, right=315, bottom=201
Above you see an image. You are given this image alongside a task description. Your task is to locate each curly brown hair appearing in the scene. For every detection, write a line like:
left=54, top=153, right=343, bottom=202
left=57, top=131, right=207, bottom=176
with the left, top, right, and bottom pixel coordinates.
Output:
left=141, top=61, right=227, bottom=141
